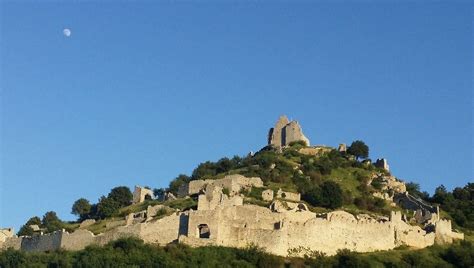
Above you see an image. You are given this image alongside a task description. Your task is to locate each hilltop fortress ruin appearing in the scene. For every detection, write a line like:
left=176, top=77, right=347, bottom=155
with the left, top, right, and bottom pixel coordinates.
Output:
left=0, top=116, right=464, bottom=256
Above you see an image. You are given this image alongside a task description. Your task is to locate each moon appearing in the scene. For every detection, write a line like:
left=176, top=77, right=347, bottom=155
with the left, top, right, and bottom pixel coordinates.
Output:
left=63, top=28, right=71, bottom=37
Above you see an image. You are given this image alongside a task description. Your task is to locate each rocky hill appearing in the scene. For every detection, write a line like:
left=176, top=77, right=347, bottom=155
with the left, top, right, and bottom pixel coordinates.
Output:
left=0, top=116, right=469, bottom=259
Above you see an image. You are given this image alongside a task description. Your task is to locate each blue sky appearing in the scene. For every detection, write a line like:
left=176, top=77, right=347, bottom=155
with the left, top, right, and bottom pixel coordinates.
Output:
left=0, top=1, right=472, bottom=230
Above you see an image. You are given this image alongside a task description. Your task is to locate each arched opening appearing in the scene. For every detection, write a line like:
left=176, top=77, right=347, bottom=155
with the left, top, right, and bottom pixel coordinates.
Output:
left=198, top=224, right=210, bottom=239
left=144, top=194, right=153, bottom=201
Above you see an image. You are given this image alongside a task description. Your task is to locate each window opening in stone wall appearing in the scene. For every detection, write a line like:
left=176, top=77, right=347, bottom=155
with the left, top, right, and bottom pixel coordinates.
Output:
left=198, top=224, right=210, bottom=239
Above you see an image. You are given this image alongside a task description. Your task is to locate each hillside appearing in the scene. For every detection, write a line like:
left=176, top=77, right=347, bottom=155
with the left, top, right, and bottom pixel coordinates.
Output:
left=1, top=116, right=472, bottom=266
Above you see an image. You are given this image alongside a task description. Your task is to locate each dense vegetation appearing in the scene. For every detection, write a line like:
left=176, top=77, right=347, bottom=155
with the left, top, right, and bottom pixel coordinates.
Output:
left=7, top=140, right=473, bottom=267
left=1, top=237, right=473, bottom=268
left=18, top=186, right=134, bottom=236
left=164, top=140, right=390, bottom=215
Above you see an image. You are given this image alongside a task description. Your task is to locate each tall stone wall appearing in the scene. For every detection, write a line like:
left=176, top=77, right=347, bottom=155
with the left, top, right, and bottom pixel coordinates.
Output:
left=179, top=205, right=454, bottom=256
left=0, top=200, right=462, bottom=256
left=21, top=231, right=62, bottom=252
left=268, top=115, right=310, bottom=147
left=133, top=186, right=154, bottom=204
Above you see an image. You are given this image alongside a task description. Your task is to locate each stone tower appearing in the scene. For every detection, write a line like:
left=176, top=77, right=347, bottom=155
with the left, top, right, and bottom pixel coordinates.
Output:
left=268, top=115, right=310, bottom=147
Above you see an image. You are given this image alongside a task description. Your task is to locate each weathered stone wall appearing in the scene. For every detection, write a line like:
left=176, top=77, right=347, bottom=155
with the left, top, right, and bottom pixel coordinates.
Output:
left=197, top=186, right=243, bottom=211
left=298, top=146, right=332, bottom=156
left=179, top=205, right=457, bottom=257
left=276, top=189, right=300, bottom=202
left=375, top=158, right=390, bottom=172
left=0, top=196, right=462, bottom=256
left=133, top=186, right=154, bottom=204
left=178, top=175, right=263, bottom=197
left=0, top=236, right=21, bottom=250
left=139, top=213, right=182, bottom=245
left=60, top=230, right=97, bottom=251
left=268, top=115, right=310, bottom=147
left=21, top=231, right=62, bottom=252
left=0, top=228, right=14, bottom=243
left=268, top=115, right=290, bottom=147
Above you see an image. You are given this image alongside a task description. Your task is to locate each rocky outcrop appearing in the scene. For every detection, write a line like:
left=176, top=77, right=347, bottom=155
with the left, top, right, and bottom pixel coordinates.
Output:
left=268, top=115, right=310, bottom=147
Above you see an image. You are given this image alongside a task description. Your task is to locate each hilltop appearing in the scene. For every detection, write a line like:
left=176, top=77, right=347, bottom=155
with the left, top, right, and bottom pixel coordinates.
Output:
left=1, top=116, right=472, bottom=265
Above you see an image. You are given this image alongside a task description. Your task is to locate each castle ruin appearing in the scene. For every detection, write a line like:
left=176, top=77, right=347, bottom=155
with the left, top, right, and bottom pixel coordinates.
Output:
left=268, top=115, right=310, bottom=147
left=0, top=116, right=464, bottom=256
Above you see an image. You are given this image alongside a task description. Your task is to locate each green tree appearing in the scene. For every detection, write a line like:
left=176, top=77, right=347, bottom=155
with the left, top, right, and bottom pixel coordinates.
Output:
left=17, top=216, right=41, bottom=236
left=168, top=174, right=191, bottom=195
left=71, top=198, right=92, bottom=220
left=107, top=186, right=132, bottom=207
left=42, top=211, right=63, bottom=233
left=347, top=140, right=369, bottom=160
left=153, top=188, right=166, bottom=200
left=302, top=186, right=323, bottom=207
left=320, top=181, right=343, bottom=209
left=97, top=196, right=120, bottom=218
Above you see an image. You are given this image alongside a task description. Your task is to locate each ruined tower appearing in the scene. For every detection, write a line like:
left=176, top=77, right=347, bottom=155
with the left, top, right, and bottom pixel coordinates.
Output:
left=268, top=115, right=310, bottom=147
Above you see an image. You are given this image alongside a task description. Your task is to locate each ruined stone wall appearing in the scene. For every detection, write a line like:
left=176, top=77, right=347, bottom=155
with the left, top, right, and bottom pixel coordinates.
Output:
left=298, top=146, right=332, bottom=156
left=0, top=228, right=14, bottom=243
left=133, top=186, right=154, bottom=204
left=60, top=230, right=97, bottom=251
left=139, top=213, right=182, bottom=245
left=268, top=115, right=290, bottom=147
left=21, top=231, right=62, bottom=252
left=179, top=175, right=263, bottom=197
left=0, top=236, right=21, bottom=250
left=1, top=200, right=461, bottom=255
left=180, top=205, right=446, bottom=256
left=276, top=189, right=300, bottom=202
left=284, top=121, right=310, bottom=147
left=268, top=115, right=310, bottom=147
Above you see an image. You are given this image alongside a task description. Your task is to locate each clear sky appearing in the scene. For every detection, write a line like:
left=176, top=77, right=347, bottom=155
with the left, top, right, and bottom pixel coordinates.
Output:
left=0, top=1, right=472, bottom=231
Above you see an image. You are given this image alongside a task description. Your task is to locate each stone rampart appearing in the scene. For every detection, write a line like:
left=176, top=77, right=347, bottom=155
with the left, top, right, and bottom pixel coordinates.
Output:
left=178, top=174, right=263, bottom=197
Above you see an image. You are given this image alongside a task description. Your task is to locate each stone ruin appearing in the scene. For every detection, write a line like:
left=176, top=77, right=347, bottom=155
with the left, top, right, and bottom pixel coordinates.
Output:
left=132, top=186, right=154, bottom=204
left=338, top=143, right=347, bottom=152
left=178, top=174, right=263, bottom=198
left=268, top=115, right=310, bottom=147
left=1, top=174, right=464, bottom=256
left=375, top=158, right=390, bottom=172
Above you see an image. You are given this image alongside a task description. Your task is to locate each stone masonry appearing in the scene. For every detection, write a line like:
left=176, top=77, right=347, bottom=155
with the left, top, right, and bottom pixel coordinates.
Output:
left=268, top=115, right=310, bottom=147
left=133, top=186, right=154, bottom=204
left=1, top=175, right=463, bottom=256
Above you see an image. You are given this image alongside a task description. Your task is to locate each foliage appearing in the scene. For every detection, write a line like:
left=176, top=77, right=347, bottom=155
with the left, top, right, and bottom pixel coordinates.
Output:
left=107, top=186, right=133, bottom=207
left=1, top=238, right=473, bottom=268
left=406, top=181, right=430, bottom=200
left=347, top=140, right=369, bottom=160
left=168, top=174, right=191, bottom=195
left=164, top=198, right=197, bottom=211
left=153, top=188, right=166, bottom=200
left=96, top=196, right=121, bottom=219
left=430, top=183, right=474, bottom=229
left=302, top=181, right=343, bottom=209
left=191, top=156, right=243, bottom=180
left=17, top=216, right=41, bottom=236
left=42, top=211, right=64, bottom=233
left=71, top=198, right=92, bottom=220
